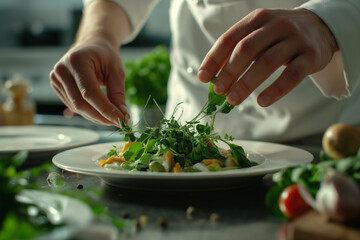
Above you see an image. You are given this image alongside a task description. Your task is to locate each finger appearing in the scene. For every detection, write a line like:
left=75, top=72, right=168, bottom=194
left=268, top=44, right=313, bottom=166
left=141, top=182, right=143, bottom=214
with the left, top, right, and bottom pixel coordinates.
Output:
left=50, top=72, right=107, bottom=124
left=105, top=63, right=129, bottom=116
left=226, top=37, right=301, bottom=105
left=257, top=53, right=311, bottom=107
left=198, top=8, right=271, bottom=83
left=50, top=70, right=72, bottom=107
left=54, top=64, right=116, bottom=125
left=49, top=72, right=74, bottom=110
left=214, top=22, right=288, bottom=95
left=70, top=65, right=126, bottom=125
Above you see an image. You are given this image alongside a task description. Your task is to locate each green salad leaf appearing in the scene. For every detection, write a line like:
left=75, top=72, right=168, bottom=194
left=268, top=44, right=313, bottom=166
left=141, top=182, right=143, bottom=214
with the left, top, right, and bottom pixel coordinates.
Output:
left=206, top=78, right=235, bottom=115
left=109, top=76, right=253, bottom=172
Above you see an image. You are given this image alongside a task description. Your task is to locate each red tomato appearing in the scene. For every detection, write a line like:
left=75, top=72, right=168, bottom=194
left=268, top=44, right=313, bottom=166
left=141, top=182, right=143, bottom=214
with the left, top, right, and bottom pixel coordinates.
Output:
left=279, top=184, right=311, bottom=219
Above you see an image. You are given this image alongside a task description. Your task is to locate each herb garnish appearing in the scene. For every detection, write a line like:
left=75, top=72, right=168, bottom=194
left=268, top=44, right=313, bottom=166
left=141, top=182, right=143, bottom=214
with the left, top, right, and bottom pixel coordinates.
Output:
left=104, top=78, right=252, bottom=172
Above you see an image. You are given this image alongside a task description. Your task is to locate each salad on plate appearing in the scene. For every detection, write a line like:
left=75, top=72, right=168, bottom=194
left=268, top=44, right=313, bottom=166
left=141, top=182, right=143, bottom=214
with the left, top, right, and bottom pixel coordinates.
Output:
left=99, top=78, right=257, bottom=173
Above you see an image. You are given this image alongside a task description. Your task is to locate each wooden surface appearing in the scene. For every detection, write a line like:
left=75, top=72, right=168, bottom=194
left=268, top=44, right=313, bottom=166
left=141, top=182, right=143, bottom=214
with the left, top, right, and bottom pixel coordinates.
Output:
left=288, top=211, right=360, bottom=240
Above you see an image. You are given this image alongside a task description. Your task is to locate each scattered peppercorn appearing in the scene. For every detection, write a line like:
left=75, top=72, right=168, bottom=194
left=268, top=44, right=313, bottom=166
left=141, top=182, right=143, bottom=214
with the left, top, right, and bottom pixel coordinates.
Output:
left=157, top=217, right=168, bottom=230
left=136, top=220, right=142, bottom=231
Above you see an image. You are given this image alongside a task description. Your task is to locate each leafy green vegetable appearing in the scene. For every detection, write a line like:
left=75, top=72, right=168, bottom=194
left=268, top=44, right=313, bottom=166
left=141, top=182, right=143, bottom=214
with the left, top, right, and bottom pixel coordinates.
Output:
left=0, top=152, right=135, bottom=239
left=108, top=76, right=252, bottom=172
left=205, top=78, right=235, bottom=115
left=0, top=152, right=55, bottom=239
left=265, top=149, right=360, bottom=219
left=228, top=144, right=251, bottom=168
left=124, top=45, right=171, bottom=106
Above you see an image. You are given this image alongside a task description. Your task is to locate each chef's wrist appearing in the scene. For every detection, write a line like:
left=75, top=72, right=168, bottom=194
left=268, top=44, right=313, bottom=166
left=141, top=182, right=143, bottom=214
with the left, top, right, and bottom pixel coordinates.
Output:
left=74, top=30, right=121, bottom=50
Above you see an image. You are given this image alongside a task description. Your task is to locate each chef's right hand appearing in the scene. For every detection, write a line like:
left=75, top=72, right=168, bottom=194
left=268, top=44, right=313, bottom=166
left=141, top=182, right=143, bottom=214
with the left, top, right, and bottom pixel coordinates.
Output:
left=49, top=39, right=129, bottom=127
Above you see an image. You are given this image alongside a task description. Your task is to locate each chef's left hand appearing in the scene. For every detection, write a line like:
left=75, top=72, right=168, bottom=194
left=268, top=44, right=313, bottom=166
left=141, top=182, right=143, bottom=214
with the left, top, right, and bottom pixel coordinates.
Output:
left=198, top=8, right=338, bottom=107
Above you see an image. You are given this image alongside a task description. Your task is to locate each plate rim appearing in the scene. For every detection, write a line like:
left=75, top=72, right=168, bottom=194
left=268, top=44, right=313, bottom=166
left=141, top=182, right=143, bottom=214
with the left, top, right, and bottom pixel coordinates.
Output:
left=0, top=125, right=100, bottom=154
left=52, top=140, right=314, bottom=180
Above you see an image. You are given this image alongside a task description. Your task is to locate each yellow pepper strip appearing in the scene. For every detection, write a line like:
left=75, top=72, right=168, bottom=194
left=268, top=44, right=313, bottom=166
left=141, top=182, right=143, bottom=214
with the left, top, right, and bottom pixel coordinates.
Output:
left=173, top=162, right=182, bottom=173
left=161, top=150, right=174, bottom=172
left=202, top=159, right=221, bottom=169
left=230, top=157, right=238, bottom=167
left=220, top=149, right=238, bottom=167
left=120, top=141, right=135, bottom=156
left=207, top=163, right=221, bottom=170
left=202, top=159, right=218, bottom=166
left=99, top=156, right=128, bottom=167
left=205, top=138, right=216, bottom=148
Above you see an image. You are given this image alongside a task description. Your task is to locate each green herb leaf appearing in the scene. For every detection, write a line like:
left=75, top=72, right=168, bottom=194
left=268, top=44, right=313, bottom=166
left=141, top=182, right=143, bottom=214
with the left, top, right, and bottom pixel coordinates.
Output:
left=123, top=142, right=144, bottom=162
left=205, top=78, right=235, bottom=115
left=229, top=144, right=252, bottom=168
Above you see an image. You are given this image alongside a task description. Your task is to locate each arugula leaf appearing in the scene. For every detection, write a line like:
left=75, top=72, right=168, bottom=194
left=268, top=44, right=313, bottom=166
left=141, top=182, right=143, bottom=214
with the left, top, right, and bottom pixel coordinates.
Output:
left=228, top=144, right=252, bottom=168
left=107, top=145, right=118, bottom=157
left=123, top=142, right=144, bottom=162
left=205, top=78, right=235, bottom=115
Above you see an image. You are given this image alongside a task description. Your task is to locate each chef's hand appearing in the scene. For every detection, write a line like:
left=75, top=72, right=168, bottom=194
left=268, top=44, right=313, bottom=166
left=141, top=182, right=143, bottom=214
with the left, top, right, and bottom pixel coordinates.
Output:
left=49, top=39, right=129, bottom=126
left=198, top=8, right=338, bottom=107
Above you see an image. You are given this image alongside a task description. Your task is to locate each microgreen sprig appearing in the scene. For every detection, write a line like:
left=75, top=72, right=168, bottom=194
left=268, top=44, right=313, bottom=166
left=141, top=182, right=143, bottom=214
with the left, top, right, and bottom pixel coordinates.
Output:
left=113, top=77, right=251, bottom=171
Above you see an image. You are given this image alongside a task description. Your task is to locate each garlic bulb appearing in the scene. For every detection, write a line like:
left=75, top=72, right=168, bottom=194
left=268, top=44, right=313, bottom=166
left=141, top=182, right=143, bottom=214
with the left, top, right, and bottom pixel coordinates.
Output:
left=315, top=168, right=360, bottom=221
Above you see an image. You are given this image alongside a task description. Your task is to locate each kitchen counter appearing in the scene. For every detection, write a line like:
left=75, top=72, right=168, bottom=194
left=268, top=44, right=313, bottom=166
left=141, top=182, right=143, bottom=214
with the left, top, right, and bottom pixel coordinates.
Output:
left=26, top=114, right=285, bottom=240
left=52, top=170, right=282, bottom=240
left=22, top=114, right=323, bottom=240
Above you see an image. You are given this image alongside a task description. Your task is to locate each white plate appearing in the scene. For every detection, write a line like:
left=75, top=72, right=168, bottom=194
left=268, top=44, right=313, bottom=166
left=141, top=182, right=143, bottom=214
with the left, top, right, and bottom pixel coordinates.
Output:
left=0, top=125, right=99, bottom=154
left=52, top=140, right=313, bottom=191
left=17, top=189, right=93, bottom=240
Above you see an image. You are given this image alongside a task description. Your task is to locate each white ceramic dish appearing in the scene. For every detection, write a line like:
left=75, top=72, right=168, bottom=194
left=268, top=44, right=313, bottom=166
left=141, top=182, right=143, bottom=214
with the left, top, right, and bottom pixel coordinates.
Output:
left=0, top=126, right=99, bottom=154
left=53, top=140, right=313, bottom=191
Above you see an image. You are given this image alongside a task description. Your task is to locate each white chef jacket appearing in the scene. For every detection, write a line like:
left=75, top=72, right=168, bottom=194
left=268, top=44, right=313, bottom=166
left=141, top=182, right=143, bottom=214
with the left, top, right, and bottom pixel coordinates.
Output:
left=83, top=0, right=360, bottom=143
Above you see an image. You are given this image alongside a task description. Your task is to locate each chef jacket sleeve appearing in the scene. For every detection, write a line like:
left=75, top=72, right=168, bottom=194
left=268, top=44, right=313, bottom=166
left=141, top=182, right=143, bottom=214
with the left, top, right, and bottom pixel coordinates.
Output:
left=299, top=0, right=360, bottom=100
left=83, top=0, right=160, bottom=43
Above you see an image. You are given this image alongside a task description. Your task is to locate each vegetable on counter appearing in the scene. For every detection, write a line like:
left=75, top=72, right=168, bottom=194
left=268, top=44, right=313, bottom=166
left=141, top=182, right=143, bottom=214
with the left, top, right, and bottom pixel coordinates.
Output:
left=266, top=123, right=360, bottom=222
left=322, top=123, right=360, bottom=160
left=279, top=184, right=311, bottom=219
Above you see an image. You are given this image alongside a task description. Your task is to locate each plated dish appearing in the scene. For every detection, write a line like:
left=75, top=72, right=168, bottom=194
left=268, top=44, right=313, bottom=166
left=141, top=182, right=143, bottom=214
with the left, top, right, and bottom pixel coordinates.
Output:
left=53, top=140, right=313, bottom=191
left=0, top=125, right=99, bottom=154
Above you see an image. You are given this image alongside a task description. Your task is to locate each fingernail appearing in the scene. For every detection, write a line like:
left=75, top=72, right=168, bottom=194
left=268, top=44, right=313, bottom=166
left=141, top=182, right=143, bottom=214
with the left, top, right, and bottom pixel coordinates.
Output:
left=214, top=80, right=225, bottom=94
left=258, top=95, right=270, bottom=107
left=120, top=104, right=129, bottom=113
left=198, top=69, right=211, bottom=82
left=125, top=113, right=130, bottom=124
left=227, top=91, right=239, bottom=105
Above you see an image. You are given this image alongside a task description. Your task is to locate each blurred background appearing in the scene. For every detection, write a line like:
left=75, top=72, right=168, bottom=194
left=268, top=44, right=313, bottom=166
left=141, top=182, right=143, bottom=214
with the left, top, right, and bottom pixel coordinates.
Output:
left=0, top=0, right=171, bottom=128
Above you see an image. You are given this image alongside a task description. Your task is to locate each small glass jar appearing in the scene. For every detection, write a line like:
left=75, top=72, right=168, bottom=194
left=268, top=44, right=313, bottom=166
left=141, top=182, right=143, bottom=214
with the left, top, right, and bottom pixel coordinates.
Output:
left=2, top=76, right=35, bottom=125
